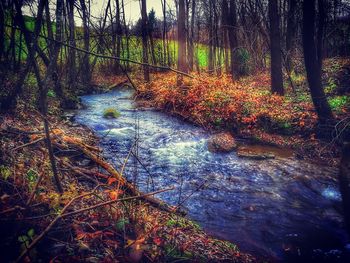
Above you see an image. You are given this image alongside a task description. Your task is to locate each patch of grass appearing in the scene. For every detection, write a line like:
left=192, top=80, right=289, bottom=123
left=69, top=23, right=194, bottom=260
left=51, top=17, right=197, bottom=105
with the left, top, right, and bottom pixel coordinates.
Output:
left=103, top=108, right=121, bottom=118
left=47, top=90, right=56, bottom=98
left=0, top=165, right=11, bottom=180
left=328, top=95, right=350, bottom=112
left=324, top=77, right=338, bottom=94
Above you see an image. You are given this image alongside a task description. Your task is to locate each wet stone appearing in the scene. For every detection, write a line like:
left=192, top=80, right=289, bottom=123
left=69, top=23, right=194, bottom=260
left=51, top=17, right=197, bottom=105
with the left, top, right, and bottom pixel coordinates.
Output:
left=207, top=132, right=237, bottom=153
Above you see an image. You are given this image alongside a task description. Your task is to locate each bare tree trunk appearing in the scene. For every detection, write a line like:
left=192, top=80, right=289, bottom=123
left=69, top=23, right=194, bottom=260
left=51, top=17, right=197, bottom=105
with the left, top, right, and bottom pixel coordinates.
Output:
left=0, top=1, right=4, bottom=64
left=208, top=1, right=214, bottom=74
left=141, top=0, right=150, bottom=81
left=269, top=0, right=284, bottom=95
left=161, top=0, right=167, bottom=66
left=317, top=0, right=325, bottom=70
left=302, top=0, right=334, bottom=126
left=228, top=0, right=239, bottom=79
left=178, top=0, right=188, bottom=74
left=80, top=0, right=91, bottom=85
left=222, top=0, right=229, bottom=74
left=115, top=0, right=121, bottom=73
left=188, top=0, right=196, bottom=71
left=121, top=0, right=129, bottom=70
left=67, top=0, right=76, bottom=90
left=286, top=0, right=296, bottom=72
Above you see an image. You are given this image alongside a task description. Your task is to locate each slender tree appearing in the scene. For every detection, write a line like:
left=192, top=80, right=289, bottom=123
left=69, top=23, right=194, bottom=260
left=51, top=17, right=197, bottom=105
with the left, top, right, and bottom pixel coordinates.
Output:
left=188, top=0, right=196, bottom=71
left=269, top=0, right=284, bottom=95
left=286, top=0, right=296, bottom=72
left=67, top=0, right=76, bottom=90
left=80, top=0, right=91, bottom=85
left=141, top=0, right=150, bottom=81
left=178, top=0, right=188, bottom=73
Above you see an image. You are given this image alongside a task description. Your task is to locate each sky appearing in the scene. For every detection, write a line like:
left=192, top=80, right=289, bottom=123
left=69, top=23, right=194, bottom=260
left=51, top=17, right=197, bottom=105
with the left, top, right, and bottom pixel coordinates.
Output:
left=24, top=0, right=175, bottom=26
left=90, top=0, right=174, bottom=24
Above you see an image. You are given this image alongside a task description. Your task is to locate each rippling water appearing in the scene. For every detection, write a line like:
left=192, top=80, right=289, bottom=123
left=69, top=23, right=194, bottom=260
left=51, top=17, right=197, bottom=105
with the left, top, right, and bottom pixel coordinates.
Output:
left=74, top=88, right=349, bottom=262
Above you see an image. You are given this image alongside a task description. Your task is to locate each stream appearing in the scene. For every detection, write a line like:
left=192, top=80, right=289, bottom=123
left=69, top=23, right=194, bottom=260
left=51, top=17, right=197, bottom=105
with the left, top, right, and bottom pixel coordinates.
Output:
left=73, top=88, right=349, bottom=262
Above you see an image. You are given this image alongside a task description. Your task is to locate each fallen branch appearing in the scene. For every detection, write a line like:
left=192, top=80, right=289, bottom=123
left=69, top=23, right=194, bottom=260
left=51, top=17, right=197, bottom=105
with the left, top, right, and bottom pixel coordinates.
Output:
left=15, top=186, right=173, bottom=263
left=10, top=137, right=45, bottom=152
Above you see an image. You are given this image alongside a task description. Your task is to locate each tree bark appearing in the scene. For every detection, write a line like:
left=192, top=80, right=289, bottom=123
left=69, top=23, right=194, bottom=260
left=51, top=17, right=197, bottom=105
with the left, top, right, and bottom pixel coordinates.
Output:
left=141, top=0, right=150, bottom=81
left=269, top=0, right=284, bottom=95
left=80, top=0, right=91, bottom=85
left=0, top=1, right=4, bottom=63
left=228, top=0, right=239, bottom=79
left=286, top=0, right=296, bottom=72
left=339, top=142, right=350, bottom=237
left=67, top=0, right=76, bottom=90
left=302, top=0, right=334, bottom=125
left=178, top=0, right=188, bottom=74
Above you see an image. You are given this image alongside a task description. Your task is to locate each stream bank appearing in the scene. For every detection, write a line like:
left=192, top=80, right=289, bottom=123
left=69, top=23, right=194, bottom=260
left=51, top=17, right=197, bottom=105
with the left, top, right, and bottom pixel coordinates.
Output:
left=73, top=87, right=349, bottom=262
left=0, top=100, right=254, bottom=262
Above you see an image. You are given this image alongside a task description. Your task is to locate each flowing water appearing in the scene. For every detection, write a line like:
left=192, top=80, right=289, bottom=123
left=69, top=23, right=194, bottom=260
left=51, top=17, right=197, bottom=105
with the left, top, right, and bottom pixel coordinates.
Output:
left=74, top=88, right=349, bottom=262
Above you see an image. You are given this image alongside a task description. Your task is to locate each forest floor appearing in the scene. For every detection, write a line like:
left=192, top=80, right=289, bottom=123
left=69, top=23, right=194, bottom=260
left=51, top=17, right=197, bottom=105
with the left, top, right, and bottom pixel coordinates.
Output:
left=0, top=97, right=255, bottom=262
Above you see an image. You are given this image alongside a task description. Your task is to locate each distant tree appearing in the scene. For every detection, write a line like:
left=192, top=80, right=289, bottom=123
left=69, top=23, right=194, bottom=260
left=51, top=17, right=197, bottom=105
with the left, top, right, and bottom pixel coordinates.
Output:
left=148, top=9, right=157, bottom=65
left=286, top=0, right=297, bottom=73
left=269, top=0, right=284, bottom=95
left=141, top=0, right=150, bottom=81
left=79, top=0, right=91, bottom=85
left=228, top=0, right=239, bottom=79
left=177, top=0, right=187, bottom=73
left=67, top=0, right=76, bottom=90
left=188, top=0, right=196, bottom=71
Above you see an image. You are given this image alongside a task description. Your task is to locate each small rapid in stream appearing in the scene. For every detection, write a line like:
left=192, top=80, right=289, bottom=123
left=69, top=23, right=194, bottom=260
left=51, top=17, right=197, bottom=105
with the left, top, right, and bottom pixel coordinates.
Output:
left=73, top=88, right=349, bottom=262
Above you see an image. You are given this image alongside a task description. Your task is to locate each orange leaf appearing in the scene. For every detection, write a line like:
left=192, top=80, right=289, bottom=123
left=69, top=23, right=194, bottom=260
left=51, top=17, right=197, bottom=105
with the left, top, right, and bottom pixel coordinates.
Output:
left=108, top=177, right=117, bottom=185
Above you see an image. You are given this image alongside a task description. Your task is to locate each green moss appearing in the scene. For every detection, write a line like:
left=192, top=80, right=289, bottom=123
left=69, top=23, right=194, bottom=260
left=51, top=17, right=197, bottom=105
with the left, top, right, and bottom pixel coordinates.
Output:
left=103, top=108, right=121, bottom=118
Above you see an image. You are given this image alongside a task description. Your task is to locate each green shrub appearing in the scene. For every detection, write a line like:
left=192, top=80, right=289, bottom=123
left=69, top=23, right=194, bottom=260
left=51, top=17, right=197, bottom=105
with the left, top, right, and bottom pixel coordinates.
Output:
left=103, top=108, right=121, bottom=118
left=328, top=96, right=349, bottom=112
left=235, top=48, right=250, bottom=75
left=47, top=89, right=56, bottom=98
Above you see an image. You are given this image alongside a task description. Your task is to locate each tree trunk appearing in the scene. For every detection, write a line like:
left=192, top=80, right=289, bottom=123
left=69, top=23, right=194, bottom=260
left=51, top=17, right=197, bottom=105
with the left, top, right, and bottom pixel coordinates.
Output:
left=317, top=0, right=325, bottom=70
left=0, top=1, right=4, bottom=63
left=141, top=0, right=150, bottom=81
left=161, top=0, right=167, bottom=66
left=188, top=0, right=196, bottom=71
left=286, top=0, right=296, bottom=72
left=115, top=0, right=121, bottom=73
left=121, top=0, right=129, bottom=70
left=302, top=0, right=334, bottom=126
left=222, top=0, right=229, bottom=74
left=208, top=1, right=214, bottom=74
left=228, top=0, right=239, bottom=79
left=269, top=0, right=284, bottom=95
left=80, top=0, right=91, bottom=85
left=67, top=0, right=76, bottom=90
left=339, top=141, right=350, bottom=237
left=178, top=0, right=187, bottom=74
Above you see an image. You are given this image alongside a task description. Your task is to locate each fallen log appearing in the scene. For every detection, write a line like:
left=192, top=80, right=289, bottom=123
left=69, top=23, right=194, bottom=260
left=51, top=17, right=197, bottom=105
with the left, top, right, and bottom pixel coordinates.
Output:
left=52, top=135, right=182, bottom=214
